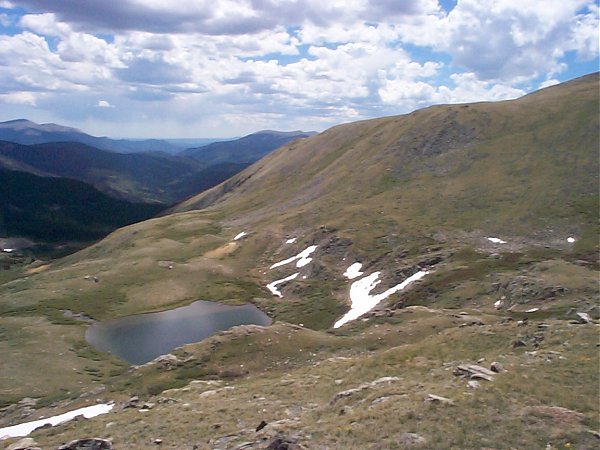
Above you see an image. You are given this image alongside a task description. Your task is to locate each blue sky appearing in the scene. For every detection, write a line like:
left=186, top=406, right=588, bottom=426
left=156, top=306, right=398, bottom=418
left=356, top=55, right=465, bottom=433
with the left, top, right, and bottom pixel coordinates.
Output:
left=0, top=0, right=597, bottom=138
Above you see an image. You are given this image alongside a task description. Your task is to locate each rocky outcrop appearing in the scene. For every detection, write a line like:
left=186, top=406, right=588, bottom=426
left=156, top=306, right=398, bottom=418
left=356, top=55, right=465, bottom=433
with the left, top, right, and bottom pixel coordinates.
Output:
left=330, top=377, right=400, bottom=404
left=453, top=364, right=497, bottom=381
left=57, top=438, right=113, bottom=450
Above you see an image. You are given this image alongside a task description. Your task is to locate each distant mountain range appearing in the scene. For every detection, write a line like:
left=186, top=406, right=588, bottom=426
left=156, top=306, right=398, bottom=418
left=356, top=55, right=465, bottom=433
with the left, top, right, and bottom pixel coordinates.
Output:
left=0, top=140, right=217, bottom=204
left=0, top=119, right=187, bottom=154
left=0, top=123, right=314, bottom=251
left=183, top=130, right=317, bottom=164
left=0, top=128, right=313, bottom=205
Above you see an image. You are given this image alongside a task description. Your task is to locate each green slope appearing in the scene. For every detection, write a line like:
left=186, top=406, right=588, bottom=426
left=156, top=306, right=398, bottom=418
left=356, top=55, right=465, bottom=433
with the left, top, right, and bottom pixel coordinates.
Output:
left=177, top=73, right=598, bottom=255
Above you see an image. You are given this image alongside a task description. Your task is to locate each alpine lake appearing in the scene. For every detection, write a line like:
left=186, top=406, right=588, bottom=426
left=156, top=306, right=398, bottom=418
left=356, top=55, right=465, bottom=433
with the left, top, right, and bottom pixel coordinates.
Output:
left=85, top=300, right=272, bottom=365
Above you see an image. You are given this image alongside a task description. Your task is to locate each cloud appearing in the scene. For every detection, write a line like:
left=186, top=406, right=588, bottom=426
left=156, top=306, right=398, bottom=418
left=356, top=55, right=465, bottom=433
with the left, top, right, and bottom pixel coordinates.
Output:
left=538, top=79, right=560, bottom=89
left=0, top=1, right=596, bottom=138
left=0, top=91, right=39, bottom=105
left=10, top=0, right=441, bottom=35
left=96, top=100, right=113, bottom=108
left=397, top=0, right=599, bottom=82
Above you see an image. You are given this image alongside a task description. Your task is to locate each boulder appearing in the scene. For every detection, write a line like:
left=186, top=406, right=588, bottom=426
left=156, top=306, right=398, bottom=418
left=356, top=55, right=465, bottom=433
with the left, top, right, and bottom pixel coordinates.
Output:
left=575, top=312, right=592, bottom=324
left=425, top=394, right=454, bottom=405
left=453, top=364, right=496, bottom=381
left=152, top=354, right=179, bottom=369
left=330, top=377, right=400, bottom=404
left=7, top=438, right=40, bottom=450
left=57, top=438, right=113, bottom=450
left=265, top=437, right=302, bottom=450
left=490, top=362, right=505, bottom=373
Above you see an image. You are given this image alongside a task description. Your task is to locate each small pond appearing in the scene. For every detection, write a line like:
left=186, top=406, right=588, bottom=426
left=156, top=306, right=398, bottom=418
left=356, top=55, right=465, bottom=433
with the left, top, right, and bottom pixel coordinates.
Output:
left=85, top=300, right=272, bottom=365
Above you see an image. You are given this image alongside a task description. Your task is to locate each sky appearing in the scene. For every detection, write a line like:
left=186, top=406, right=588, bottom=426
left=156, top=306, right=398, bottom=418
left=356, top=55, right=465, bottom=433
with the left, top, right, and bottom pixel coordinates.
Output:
left=0, top=0, right=597, bottom=138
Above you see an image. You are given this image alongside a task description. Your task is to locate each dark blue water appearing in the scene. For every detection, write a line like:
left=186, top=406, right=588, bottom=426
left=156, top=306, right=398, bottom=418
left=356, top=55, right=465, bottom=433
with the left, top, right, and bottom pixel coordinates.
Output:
left=85, top=300, right=271, bottom=364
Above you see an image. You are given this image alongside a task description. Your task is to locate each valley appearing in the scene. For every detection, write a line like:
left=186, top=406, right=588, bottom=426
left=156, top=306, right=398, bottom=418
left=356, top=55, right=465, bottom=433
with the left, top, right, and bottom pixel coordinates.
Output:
left=0, top=127, right=311, bottom=260
left=0, top=74, right=598, bottom=449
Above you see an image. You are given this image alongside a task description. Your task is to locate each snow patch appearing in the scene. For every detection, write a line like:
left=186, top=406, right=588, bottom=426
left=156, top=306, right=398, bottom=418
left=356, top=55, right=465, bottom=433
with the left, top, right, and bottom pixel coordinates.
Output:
left=0, top=403, right=114, bottom=440
left=285, top=237, right=297, bottom=244
left=343, top=262, right=364, bottom=280
left=526, top=308, right=540, bottom=313
left=233, top=232, right=247, bottom=241
left=334, top=270, right=429, bottom=328
left=270, top=245, right=317, bottom=269
left=487, top=237, right=507, bottom=244
left=266, top=273, right=299, bottom=298
left=2, top=248, right=13, bottom=253
left=567, top=237, right=575, bottom=243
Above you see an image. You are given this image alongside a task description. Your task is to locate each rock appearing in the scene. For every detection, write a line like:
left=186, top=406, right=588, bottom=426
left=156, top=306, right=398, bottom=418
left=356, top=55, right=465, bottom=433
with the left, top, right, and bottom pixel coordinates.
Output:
left=565, top=308, right=593, bottom=323
left=153, top=438, right=162, bottom=445
left=398, top=432, right=427, bottom=446
left=513, top=339, right=527, bottom=348
left=425, top=394, right=454, bottom=405
left=57, top=438, right=113, bottom=450
left=140, top=402, right=155, bottom=410
left=124, top=395, right=139, bottom=408
left=7, top=438, right=39, bottom=450
left=587, top=430, right=600, bottom=440
left=330, top=387, right=363, bottom=404
left=467, top=380, right=480, bottom=389
left=256, top=420, right=268, bottom=432
left=265, top=437, right=302, bottom=450
left=490, top=362, right=505, bottom=373
left=330, top=376, right=400, bottom=404
left=453, top=364, right=496, bottom=381
left=157, top=260, right=175, bottom=269
left=199, top=389, right=218, bottom=398
left=18, top=398, right=37, bottom=408
left=152, top=354, right=179, bottom=369
left=575, top=312, right=592, bottom=324
left=339, top=405, right=352, bottom=415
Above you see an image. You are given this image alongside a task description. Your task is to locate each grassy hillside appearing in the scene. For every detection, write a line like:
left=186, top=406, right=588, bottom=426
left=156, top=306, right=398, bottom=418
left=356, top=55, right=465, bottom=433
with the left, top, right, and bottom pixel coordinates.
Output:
left=177, top=74, right=598, bottom=253
left=0, top=74, right=597, bottom=449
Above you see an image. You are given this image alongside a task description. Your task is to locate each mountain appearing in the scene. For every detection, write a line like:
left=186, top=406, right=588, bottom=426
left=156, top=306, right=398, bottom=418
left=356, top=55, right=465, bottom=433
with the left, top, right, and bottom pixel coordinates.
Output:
left=0, top=74, right=597, bottom=449
left=176, top=75, right=598, bottom=248
left=0, top=128, right=315, bottom=205
left=0, top=168, right=164, bottom=247
left=182, top=129, right=316, bottom=164
left=0, top=140, right=242, bottom=205
left=0, top=119, right=184, bottom=154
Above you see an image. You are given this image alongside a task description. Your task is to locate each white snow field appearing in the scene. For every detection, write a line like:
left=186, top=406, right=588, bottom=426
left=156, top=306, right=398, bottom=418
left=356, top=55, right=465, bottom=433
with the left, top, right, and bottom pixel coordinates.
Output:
left=334, top=270, right=429, bottom=328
